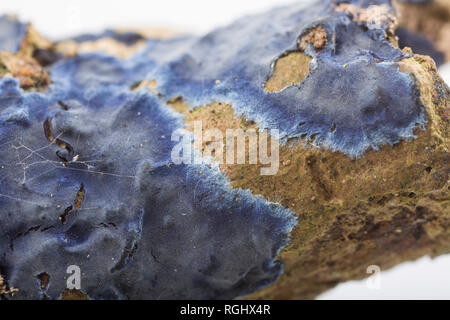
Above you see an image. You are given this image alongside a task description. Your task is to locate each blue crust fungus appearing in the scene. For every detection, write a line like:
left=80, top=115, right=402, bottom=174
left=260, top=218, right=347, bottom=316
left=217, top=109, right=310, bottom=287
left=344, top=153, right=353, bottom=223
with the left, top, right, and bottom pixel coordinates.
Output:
left=0, top=78, right=296, bottom=299
left=0, top=0, right=449, bottom=300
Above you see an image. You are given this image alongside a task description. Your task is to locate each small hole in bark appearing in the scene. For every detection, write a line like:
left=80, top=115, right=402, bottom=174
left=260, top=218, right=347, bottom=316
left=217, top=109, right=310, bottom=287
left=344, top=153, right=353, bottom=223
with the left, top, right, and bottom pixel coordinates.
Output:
left=58, top=101, right=69, bottom=110
left=36, top=272, right=50, bottom=290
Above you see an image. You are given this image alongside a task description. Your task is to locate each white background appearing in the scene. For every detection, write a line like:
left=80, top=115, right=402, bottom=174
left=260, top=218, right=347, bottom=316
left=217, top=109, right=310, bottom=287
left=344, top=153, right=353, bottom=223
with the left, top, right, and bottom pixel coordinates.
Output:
left=1, top=0, right=449, bottom=300
left=0, top=0, right=300, bottom=40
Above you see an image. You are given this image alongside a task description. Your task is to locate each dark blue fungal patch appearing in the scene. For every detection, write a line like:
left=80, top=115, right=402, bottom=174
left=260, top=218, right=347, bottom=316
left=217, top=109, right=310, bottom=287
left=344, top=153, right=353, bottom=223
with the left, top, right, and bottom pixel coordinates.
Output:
left=50, top=53, right=156, bottom=95
left=0, top=77, right=295, bottom=299
left=135, top=0, right=426, bottom=157
left=0, top=16, right=27, bottom=53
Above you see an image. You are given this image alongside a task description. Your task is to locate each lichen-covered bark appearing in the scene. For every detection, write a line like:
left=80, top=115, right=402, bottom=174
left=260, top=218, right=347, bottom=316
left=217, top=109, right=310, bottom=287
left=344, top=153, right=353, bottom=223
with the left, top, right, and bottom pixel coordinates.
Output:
left=394, top=0, right=450, bottom=62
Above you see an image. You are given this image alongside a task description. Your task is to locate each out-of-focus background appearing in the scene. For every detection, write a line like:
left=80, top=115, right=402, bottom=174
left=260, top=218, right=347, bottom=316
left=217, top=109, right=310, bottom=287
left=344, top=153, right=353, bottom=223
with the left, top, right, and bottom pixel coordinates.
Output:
left=1, top=0, right=449, bottom=300
left=0, top=0, right=299, bottom=39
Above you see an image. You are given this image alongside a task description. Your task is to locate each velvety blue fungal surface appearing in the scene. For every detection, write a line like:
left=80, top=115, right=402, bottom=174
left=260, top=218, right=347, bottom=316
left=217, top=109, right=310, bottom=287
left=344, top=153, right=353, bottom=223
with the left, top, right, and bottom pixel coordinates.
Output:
left=0, top=16, right=27, bottom=53
left=0, top=0, right=431, bottom=299
left=0, top=77, right=295, bottom=299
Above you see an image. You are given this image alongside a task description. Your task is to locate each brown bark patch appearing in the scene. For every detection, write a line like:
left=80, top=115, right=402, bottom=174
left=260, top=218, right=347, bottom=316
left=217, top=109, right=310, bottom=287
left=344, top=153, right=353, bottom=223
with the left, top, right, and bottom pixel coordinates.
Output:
left=264, top=52, right=312, bottom=92
left=298, top=26, right=328, bottom=51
